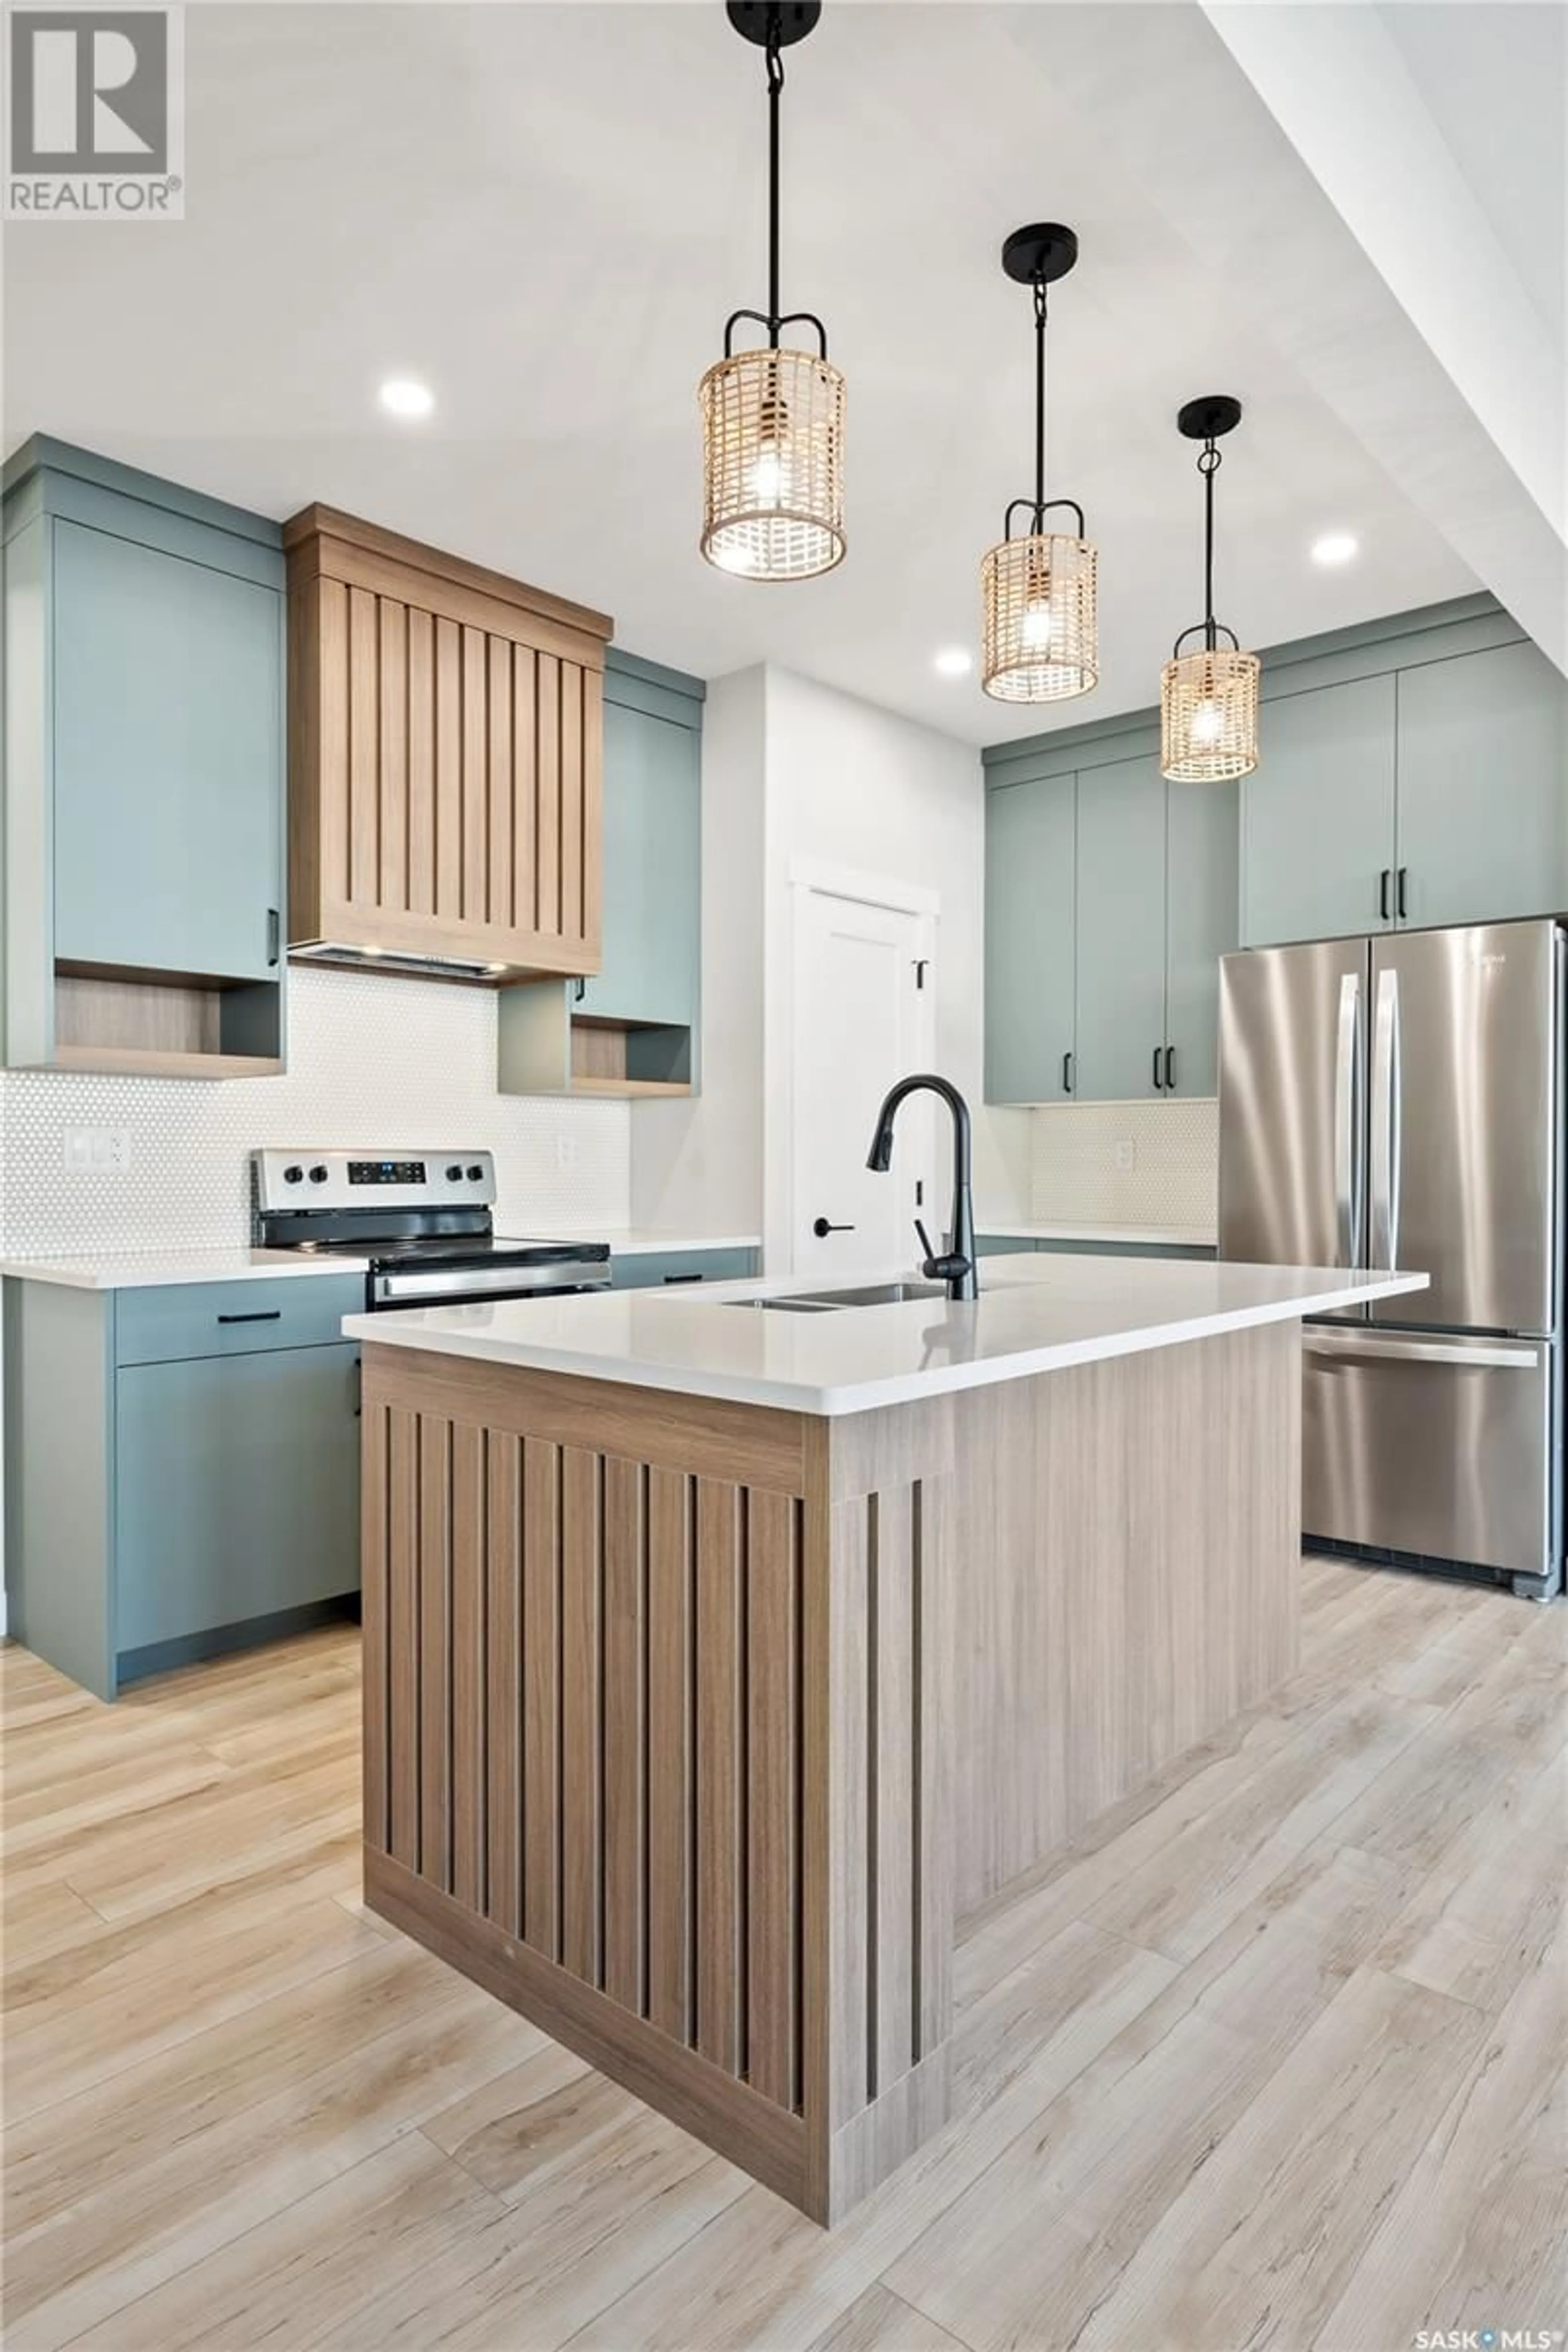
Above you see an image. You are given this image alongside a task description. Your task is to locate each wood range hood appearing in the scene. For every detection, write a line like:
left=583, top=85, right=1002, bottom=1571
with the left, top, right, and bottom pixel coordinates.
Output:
left=283, top=505, right=613, bottom=984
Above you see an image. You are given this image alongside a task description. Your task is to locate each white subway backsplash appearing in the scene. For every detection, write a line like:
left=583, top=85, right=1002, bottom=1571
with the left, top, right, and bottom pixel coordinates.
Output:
left=1029, top=1098, right=1218, bottom=1232
left=0, top=966, right=630, bottom=1256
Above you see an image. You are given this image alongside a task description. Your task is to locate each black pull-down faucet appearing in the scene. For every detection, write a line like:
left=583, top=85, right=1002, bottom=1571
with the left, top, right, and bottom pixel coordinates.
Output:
left=866, top=1073, right=979, bottom=1302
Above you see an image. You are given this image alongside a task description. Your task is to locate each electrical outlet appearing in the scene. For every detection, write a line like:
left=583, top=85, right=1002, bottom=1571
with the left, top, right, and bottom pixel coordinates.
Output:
left=555, top=1134, right=576, bottom=1173
left=63, top=1127, right=132, bottom=1174
left=1114, top=1138, right=1136, bottom=1174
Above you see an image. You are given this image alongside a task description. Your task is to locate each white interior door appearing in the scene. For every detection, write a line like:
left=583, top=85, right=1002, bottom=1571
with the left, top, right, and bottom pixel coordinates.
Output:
left=791, top=885, right=935, bottom=1280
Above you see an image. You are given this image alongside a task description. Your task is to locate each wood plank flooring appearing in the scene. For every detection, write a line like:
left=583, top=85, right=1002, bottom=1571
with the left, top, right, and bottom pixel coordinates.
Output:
left=3, top=1559, right=1564, bottom=2352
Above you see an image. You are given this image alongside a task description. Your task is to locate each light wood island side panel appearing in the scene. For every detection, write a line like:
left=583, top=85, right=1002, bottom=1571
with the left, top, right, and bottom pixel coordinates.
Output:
left=359, top=1320, right=1301, bottom=2225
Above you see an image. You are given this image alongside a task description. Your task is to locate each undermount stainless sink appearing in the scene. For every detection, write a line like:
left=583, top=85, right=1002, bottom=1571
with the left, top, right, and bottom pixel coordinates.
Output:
left=725, top=1279, right=950, bottom=1314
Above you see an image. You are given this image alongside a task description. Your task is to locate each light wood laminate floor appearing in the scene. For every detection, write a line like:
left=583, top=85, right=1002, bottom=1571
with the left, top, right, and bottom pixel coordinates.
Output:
left=3, top=1559, right=1564, bottom=2352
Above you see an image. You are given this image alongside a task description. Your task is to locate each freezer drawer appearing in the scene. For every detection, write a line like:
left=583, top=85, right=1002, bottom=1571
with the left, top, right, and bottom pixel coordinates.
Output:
left=1303, top=1328, right=1557, bottom=1579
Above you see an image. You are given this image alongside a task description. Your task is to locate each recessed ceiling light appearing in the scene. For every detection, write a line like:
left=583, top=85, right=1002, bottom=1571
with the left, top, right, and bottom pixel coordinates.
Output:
left=378, top=376, right=434, bottom=421
left=934, top=646, right=974, bottom=678
left=1311, top=530, right=1359, bottom=567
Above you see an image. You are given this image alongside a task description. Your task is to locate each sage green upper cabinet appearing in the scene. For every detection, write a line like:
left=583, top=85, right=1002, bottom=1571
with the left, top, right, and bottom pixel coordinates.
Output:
left=1240, top=674, right=1396, bottom=946
left=577, top=691, right=699, bottom=1030
left=1165, top=773, right=1239, bottom=1097
left=1395, top=641, right=1568, bottom=930
left=1074, top=753, right=1167, bottom=1101
left=53, top=520, right=283, bottom=982
left=984, top=768, right=1075, bottom=1103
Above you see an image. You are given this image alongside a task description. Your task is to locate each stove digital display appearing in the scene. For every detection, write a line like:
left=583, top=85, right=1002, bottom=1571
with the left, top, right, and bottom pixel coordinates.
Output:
left=347, top=1160, right=426, bottom=1185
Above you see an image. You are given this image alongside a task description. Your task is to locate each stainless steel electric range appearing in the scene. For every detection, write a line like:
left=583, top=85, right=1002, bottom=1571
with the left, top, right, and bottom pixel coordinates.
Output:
left=254, top=1149, right=610, bottom=1309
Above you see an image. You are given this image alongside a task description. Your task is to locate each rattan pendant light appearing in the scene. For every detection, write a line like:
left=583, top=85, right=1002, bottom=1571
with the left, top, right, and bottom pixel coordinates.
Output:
left=981, top=224, right=1097, bottom=703
left=1161, top=396, right=1260, bottom=782
left=699, top=2, right=844, bottom=582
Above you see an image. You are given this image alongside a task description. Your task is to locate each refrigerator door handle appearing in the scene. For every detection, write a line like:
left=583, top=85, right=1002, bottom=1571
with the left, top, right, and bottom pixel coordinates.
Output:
left=1334, top=972, right=1363, bottom=1269
left=1304, top=1332, right=1541, bottom=1370
left=1370, top=967, right=1402, bottom=1270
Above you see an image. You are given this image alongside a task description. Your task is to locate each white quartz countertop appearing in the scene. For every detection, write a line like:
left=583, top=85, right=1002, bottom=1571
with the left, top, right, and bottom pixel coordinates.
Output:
left=533, top=1228, right=761, bottom=1258
left=0, top=1248, right=371, bottom=1290
left=978, top=1222, right=1218, bottom=1247
left=345, top=1254, right=1430, bottom=1417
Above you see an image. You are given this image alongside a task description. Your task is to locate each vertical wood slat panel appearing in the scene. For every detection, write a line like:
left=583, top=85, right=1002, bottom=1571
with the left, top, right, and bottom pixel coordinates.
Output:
left=450, top=1423, right=487, bottom=1916
left=361, top=1400, right=390, bottom=1856
left=461, top=625, right=489, bottom=926
left=317, top=577, right=350, bottom=908
left=347, top=587, right=379, bottom=908
left=748, top=1489, right=800, bottom=2110
left=603, top=1459, right=648, bottom=2015
left=914, top=1477, right=952, bottom=2061
left=512, top=645, right=537, bottom=938
left=647, top=1468, right=694, bottom=2042
left=522, top=1437, right=561, bottom=1960
left=871, top=1486, right=915, bottom=2097
left=536, top=655, right=561, bottom=937
left=434, top=616, right=463, bottom=920
left=407, top=607, right=435, bottom=918
left=377, top=600, right=408, bottom=913
left=486, top=1431, right=522, bottom=1938
left=559, top=661, right=583, bottom=949
left=827, top=1493, right=871, bottom=2129
left=419, top=1417, right=453, bottom=1893
left=387, top=1408, right=420, bottom=1869
left=488, top=636, right=514, bottom=931
left=695, top=1479, right=745, bottom=2077
left=581, top=669, right=603, bottom=958
left=561, top=1447, right=604, bottom=1987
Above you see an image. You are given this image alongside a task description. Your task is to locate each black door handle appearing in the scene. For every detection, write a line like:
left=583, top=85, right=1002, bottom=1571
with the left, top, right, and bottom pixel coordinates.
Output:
left=1062, top=1051, right=1074, bottom=1096
left=1379, top=868, right=1391, bottom=922
left=217, top=1309, right=283, bottom=1325
left=1152, top=1046, right=1164, bottom=1091
left=812, top=1217, right=855, bottom=1238
left=1396, top=866, right=1408, bottom=921
left=662, top=1272, right=704, bottom=1284
left=266, top=907, right=280, bottom=967
left=1164, top=1045, right=1176, bottom=1091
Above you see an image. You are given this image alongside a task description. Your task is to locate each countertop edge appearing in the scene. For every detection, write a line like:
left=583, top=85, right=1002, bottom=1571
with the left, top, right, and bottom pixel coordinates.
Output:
left=0, top=1252, right=372, bottom=1290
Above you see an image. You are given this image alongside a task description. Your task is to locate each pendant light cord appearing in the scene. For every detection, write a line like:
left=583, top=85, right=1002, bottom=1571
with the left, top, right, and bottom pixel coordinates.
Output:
left=1200, top=438, right=1220, bottom=653
left=766, top=18, right=784, bottom=346
left=1032, top=278, right=1048, bottom=525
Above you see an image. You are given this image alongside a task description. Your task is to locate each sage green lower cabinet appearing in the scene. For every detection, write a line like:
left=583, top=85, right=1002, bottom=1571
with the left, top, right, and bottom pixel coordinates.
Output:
left=1241, top=674, right=1397, bottom=946
left=1395, top=641, right=1568, bottom=930
left=984, top=769, right=1076, bottom=1103
left=1074, top=753, right=1168, bottom=1102
left=977, top=1234, right=1216, bottom=1261
left=609, top=1248, right=758, bottom=1289
left=2, top=1273, right=363, bottom=1700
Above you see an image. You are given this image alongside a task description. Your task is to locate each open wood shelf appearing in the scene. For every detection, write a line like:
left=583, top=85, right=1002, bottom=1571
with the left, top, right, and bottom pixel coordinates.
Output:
left=52, top=1045, right=286, bottom=1080
left=50, top=969, right=284, bottom=1081
left=569, top=1075, right=693, bottom=1100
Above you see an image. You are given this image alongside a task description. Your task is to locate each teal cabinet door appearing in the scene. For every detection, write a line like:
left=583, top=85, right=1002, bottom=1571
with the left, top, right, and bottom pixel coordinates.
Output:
left=1241, top=675, right=1396, bottom=945
left=985, top=771, right=1076, bottom=1102
left=1395, top=642, right=1568, bottom=929
left=53, top=519, right=283, bottom=982
left=1074, top=753, right=1167, bottom=1102
left=579, top=699, right=700, bottom=1029
left=115, top=1341, right=360, bottom=1655
left=1165, top=775, right=1238, bottom=1096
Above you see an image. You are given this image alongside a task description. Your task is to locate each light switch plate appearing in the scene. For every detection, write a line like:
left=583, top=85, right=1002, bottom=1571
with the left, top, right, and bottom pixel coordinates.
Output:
left=1114, top=1139, right=1137, bottom=1174
left=63, top=1127, right=132, bottom=1174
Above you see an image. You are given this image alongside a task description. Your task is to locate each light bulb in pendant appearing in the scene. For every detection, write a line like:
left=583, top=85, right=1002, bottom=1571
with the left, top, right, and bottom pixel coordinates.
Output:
left=751, top=443, right=783, bottom=507
left=1189, top=698, right=1225, bottom=746
left=1020, top=602, right=1053, bottom=653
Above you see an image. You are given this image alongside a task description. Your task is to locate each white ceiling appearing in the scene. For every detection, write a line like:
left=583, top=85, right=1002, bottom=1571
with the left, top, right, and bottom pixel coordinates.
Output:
left=5, top=1, right=1547, bottom=744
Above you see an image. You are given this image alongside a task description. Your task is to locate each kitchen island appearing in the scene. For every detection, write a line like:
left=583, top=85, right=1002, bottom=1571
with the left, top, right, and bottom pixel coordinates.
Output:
left=344, top=1253, right=1425, bottom=2223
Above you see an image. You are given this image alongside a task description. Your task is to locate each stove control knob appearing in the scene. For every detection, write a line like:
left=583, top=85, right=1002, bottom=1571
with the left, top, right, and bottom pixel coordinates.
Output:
left=466, top=1164, right=484, bottom=1182
left=283, top=1164, right=304, bottom=1185
left=308, top=1164, right=329, bottom=1184
left=445, top=1164, right=463, bottom=1181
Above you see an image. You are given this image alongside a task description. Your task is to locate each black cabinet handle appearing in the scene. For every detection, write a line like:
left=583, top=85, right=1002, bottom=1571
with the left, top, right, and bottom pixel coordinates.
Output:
left=267, top=907, right=280, bottom=967
left=662, top=1272, right=704, bottom=1284
left=574, top=978, right=586, bottom=1004
left=812, top=1217, right=855, bottom=1238
left=1152, top=1046, right=1164, bottom=1091
left=1062, top=1051, right=1074, bottom=1096
left=1379, top=869, right=1391, bottom=922
left=1165, top=1045, right=1177, bottom=1091
left=217, top=1309, right=282, bottom=1325
left=1396, top=866, right=1408, bottom=921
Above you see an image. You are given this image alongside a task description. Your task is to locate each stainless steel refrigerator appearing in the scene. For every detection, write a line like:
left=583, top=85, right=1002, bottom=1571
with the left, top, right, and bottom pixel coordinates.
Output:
left=1218, top=919, right=1564, bottom=1600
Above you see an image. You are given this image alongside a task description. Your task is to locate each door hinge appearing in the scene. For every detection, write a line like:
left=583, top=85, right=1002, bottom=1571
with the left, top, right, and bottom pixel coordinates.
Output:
left=913, top=959, right=929, bottom=991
